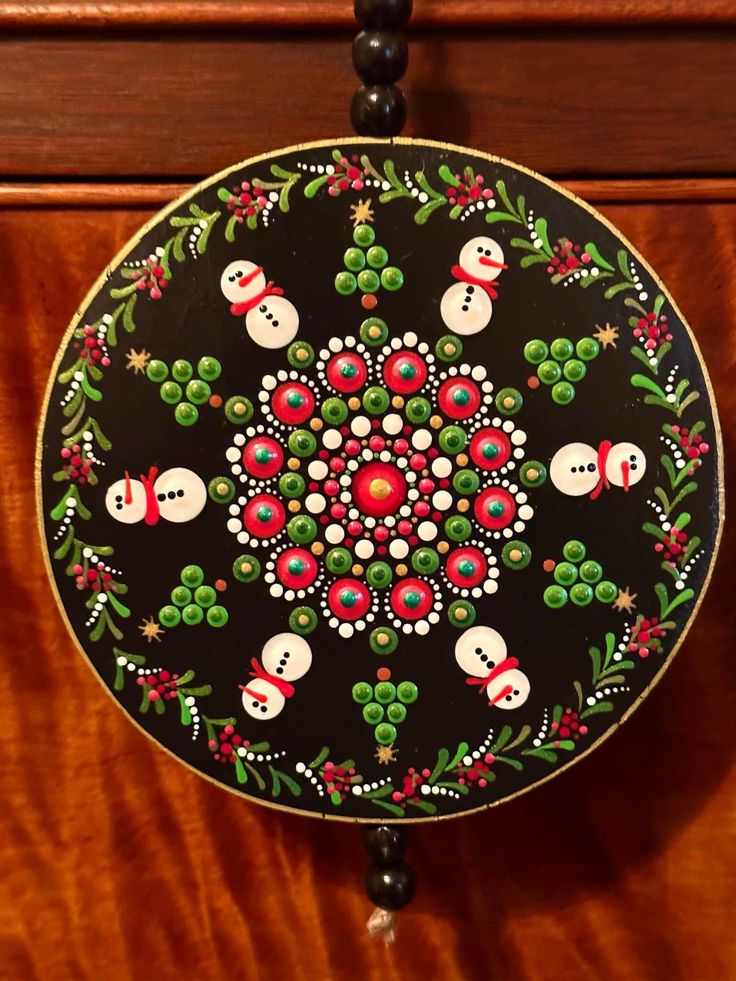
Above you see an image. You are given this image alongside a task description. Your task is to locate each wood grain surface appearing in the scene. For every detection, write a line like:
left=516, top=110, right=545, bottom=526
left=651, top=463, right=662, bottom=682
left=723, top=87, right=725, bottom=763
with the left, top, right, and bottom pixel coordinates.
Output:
left=0, top=193, right=733, bottom=979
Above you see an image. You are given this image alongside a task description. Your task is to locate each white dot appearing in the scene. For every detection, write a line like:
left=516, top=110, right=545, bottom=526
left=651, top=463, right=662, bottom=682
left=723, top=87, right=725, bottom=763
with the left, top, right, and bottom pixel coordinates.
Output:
left=431, top=457, right=452, bottom=478
left=389, top=539, right=409, bottom=559
left=355, top=540, right=374, bottom=560
left=432, top=490, right=452, bottom=511
left=225, top=447, right=240, bottom=463
left=382, top=413, right=403, bottom=435
left=351, top=415, right=371, bottom=437
left=412, top=429, right=432, bottom=451
left=323, top=429, right=342, bottom=450
left=417, top=521, right=438, bottom=542
left=325, top=524, right=345, bottom=544
left=308, top=461, right=328, bottom=480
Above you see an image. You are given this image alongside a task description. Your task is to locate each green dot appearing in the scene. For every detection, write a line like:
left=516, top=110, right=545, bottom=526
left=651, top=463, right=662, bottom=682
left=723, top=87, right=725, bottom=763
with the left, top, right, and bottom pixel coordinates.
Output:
left=194, top=585, right=216, bottom=608
left=436, top=335, right=462, bottom=362
left=554, top=562, right=579, bottom=587
left=206, top=605, right=228, bottom=627
left=439, top=425, right=467, bottom=454
left=158, top=605, right=181, bottom=627
left=406, top=396, right=431, bottom=423
left=552, top=381, right=576, bottom=405
left=576, top=337, right=601, bottom=361
left=171, top=585, right=193, bottom=607
left=483, top=443, right=499, bottom=460
left=445, top=515, right=471, bottom=542
left=496, top=387, right=523, bottom=415
left=458, top=559, right=477, bottom=579
left=570, top=583, right=594, bottom=606
left=289, top=606, right=318, bottom=635
left=197, top=356, right=221, bottom=381
left=563, top=359, right=586, bottom=383
left=208, top=476, right=235, bottom=503
left=287, top=515, right=317, bottom=544
left=256, top=505, right=273, bottom=523
left=366, top=561, right=393, bottom=588
left=357, top=269, right=380, bottom=293
left=363, top=702, right=384, bottom=725
left=501, top=541, right=531, bottom=569
left=595, top=580, right=618, bottom=603
left=340, top=362, right=357, bottom=379
left=367, top=245, right=389, bottom=269
left=381, top=266, right=404, bottom=291
left=287, top=341, right=315, bottom=368
left=563, top=540, right=586, bottom=563
left=538, top=360, right=562, bottom=385
left=326, top=547, right=351, bottom=574
left=160, top=380, right=182, bottom=405
left=375, top=722, right=397, bottom=746
left=224, top=396, right=253, bottom=425
left=287, top=391, right=304, bottom=408
left=279, top=473, right=305, bottom=498
left=375, top=681, right=396, bottom=704
left=186, top=379, right=211, bottom=405
left=339, top=589, right=357, bottom=609
left=288, top=429, right=316, bottom=457
left=146, top=359, right=168, bottom=382
left=344, top=247, right=366, bottom=272
left=363, top=386, right=390, bottom=414
left=321, top=397, right=348, bottom=424
left=580, top=560, right=603, bottom=584
left=524, top=339, right=549, bottom=365
left=452, top=387, right=471, bottom=406
left=544, top=585, right=568, bottom=609
left=412, top=547, right=439, bottom=574
left=453, top=469, right=479, bottom=495
left=396, top=681, right=418, bottom=704
left=353, top=224, right=375, bottom=247
left=360, top=317, right=388, bottom=346
left=550, top=337, right=574, bottom=362
left=182, top=603, right=203, bottom=625
left=172, top=359, right=193, bottom=383
left=335, top=271, right=357, bottom=295
left=233, top=555, right=260, bottom=583
left=175, top=402, right=198, bottom=426
left=181, top=564, right=204, bottom=588
left=399, top=362, right=416, bottom=380
left=519, top=461, right=547, bottom=488
left=403, top=591, right=421, bottom=610
left=489, top=501, right=505, bottom=518
left=387, top=702, right=407, bottom=724
left=448, top=600, right=476, bottom=628
left=370, top=627, right=398, bottom=654
left=352, top=682, right=373, bottom=704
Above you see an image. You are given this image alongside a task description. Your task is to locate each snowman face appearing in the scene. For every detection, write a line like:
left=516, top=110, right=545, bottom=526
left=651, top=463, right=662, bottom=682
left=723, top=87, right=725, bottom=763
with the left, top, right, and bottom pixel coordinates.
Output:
left=458, top=237, right=506, bottom=281
left=220, top=260, right=266, bottom=305
left=106, top=475, right=147, bottom=523
left=260, top=632, right=312, bottom=681
left=550, top=443, right=599, bottom=496
left=486, top=668, right=530, bottom=710
left=606, top=442, right=646, bottom=490
left=440, top=281, right=492, bottom=336
left=154, top=468, right=207, bottom=523
left=455, top=625, right=508, bottom=677
left=245, top=296, right=300, bottom=349
left=241, top=678, right=286, bottom=720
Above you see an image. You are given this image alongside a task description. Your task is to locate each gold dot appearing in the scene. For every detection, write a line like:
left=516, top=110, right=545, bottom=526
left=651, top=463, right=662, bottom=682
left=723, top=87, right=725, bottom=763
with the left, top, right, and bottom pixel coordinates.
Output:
left=296, top=348, right=309, bottom=362
left=240, top=561, right=252, bottom=575
left=503, top=395, right=515, bottom=409
left=288, top=500, right=301, bottom=513
left=391, top=396, right=404, bottom=409
left=509, top=548, right=523, bottom=563
left=310, top=418, right=323, bottom=431
left=376, top=631, right=390, bottom=645
left=348, top=397, right=361, bottom=410
left=233, top=401, right=247, bottom=416
left=457, top=499, right=470, bottom=513
left=526, top=468, right=539, bottom=481
left=287, top=457, right=300, bottom=470
left=369, top=477, right=392, bottom=500
left=297, top=613, right=310, bottom=625
left=216, top=482, right=229, bottom=496
left=368, top=325, right=381, bottom=339
left=395, top=563, right=408, bottom=576
left=430, top=415, right=443, bottom=429
left=455, top=607, right=468, bottom=621
left=437, top=541, right=450, bottom=554
left=352, top=564, right=364, bottom=576
left=443, top=342, right=456, bottom=357
left=456, top=453, right=469, bottom=467
left=311, top=542, right=324, bottom=556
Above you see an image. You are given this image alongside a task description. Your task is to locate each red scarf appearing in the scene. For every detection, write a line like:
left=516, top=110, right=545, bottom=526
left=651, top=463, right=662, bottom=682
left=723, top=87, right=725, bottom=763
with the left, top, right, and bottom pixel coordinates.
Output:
left=139, top=466, right=160, bottom=526
left=239, top=657, right=295, bottom=703
left=590, top=440, right=613, bottom=500
left=229, top=265, right=284, bottom=316
left=467, top=657, right=520, bottom=706
left=451, top=260, right=507, bottom=300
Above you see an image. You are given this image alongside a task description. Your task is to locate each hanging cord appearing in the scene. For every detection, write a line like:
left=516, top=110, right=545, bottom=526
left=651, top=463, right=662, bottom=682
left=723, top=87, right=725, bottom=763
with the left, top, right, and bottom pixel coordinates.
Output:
left=351, top=0, right=412, bottom=137
left=363, top=824, right=416, bottom=944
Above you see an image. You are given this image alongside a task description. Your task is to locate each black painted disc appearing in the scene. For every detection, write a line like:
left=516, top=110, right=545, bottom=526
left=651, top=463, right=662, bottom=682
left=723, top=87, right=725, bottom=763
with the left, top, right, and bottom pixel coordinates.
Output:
left=37, top=139, right=723, bottom=822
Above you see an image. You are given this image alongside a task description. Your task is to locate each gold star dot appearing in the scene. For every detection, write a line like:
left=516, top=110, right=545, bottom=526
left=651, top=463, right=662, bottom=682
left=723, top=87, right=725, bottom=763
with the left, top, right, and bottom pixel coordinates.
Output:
left=375, top=743, right=398, bottom=765
left=391, top=396, right=404, bottom=409
left=287, top=457, right=300, bottom=470
left=503, top=396, right=515, bottom=409
left=443, top=342, right=457, bottom=357
left=350, top=198, right=375, bottom=227
left=430, top=415, right=443, bottom=429
left=295, top=348, right=309, bottom=363
left=288, top=500, right=301, bottom=512
left=297, top=613, right=310, bottom=626
left=138, top=616, right=164, bottom=643
left=352, top=564, right=364, bottom=576
left=240, top=561, right=253, bottom=575
left=526, top=468, right=539, bottom=482
left=509, top=548, right=523, bottom=563
left=395, top=563, right=408, bottom=576
left=455, top=607, right=468, bottom=621
left=348, top=397, right=361, bottom=410
left=613, top=585, right=638, bottom=613
left=310, top=418, right=323, bottom=431
left=437, top=541, right=450, bottom=554
left=126, top=348, right=152, bottom=374
left=593, top=322, right=619, bottom=350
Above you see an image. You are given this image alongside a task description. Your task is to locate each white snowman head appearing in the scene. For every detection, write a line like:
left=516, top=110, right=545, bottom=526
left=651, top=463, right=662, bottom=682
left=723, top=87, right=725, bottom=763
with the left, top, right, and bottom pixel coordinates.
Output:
left=485, top=668, right=530, bottom=710
left=550, top=442, right=600, bottom=496
left=606, top=442, right=646, bottom=490
left=220, top=260, right=266, bottom=306
left=241, top=677, right=286, bottom=720
left=245, top=296, right=299, bottom=349
left=105, top=467, right=206, bottom=525
left=440, top=281, right=492, bottom=336
left=260, top=633, right=312, bottom=681
left=455, top=625, right=508, bottom=676
left=105, top=473, right=148, bottom=524
left=240, top=633, right=313, bottom=721
left=458, top=236, right=506, bottom=281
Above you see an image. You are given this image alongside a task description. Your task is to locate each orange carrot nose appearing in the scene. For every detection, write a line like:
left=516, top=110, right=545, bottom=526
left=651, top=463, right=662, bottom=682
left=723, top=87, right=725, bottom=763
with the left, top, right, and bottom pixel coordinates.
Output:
left=621, top=459, right=630, bottom=491
left=479, top=256, right=508, bottom=269
left=239, top=684, right=267, bottom=703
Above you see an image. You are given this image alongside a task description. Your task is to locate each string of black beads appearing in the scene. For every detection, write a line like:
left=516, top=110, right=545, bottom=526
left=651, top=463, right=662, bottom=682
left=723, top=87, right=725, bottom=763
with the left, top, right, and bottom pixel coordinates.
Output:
left=351, top=0, right=412, bottom=138
left=364, top=824, right=416, bottom=911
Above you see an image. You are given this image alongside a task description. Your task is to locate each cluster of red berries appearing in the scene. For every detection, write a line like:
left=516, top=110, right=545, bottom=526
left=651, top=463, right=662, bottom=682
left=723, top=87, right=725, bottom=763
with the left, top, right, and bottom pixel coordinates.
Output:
left=136, top=670, right=181, bottom=702
left=60, top=444, right=92, bottom=484
left=321, top=760, right=357, bottom=802
left=72, top=561, right=113, bottom=591
left=628, top=616, right=667, bottom=658
left=550, top=710, right=589, bottom=741
left=326, top=154, right=366, bottom=196
left=456, top=752, right=494, bottom=787
left=670, top=425, right=710, bottom=474
left=72, top=325, right=111, bottom=367
left=391, top=767, right=430, bottom=806
left=547, top=237, right=592, bottom=277
left=225, top=180, right=269, bottom=223
left=445, top=172, right=494, bottom=210
left=208, top=724, right=250, bottom=763
left=655, top=527, right=689, bottom=565
left=633, top=312, right=673, bottom=350
left=130, top=257, right=170, bottom=300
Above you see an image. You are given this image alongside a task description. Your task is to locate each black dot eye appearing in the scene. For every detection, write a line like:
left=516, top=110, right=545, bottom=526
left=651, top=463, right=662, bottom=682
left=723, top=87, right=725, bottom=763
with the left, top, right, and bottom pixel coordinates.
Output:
left=272, top=320, right=279, bottom=327
left=570, top=466, right=577, bottom=473
left=479, top=653, right=488, bottom=662
left=587, top=463, right=597, bottom=472
left=485, top=249, right=492, bottom=256
left=276, top=667, right=284, bottom=674
left=488, top=661, right=495, bottom=669
left=505, top=694, right=513, bottom=701
left=630, top=454, right=637, bottom=461
left=266, top=312, right=273, bottom=321
left=157, top=493, right=166, bottom=501
left=115, top=503, right=122, bottom=511
left=467, top=285, right=474, bottom=293
left=477, top=246, right=483, bottom=253
left=474, top=647, right=483, bottom=655
left=252, top=700, right=259, bottom=708
left=115, top=494, right=122, bottom=502
left=631, top=463, right=637, bottom=470
left=513, top=689, right=519, bottom=696
left=284, top=651, right=290, bottom=658
left=259, top=304, right=267, bottom=312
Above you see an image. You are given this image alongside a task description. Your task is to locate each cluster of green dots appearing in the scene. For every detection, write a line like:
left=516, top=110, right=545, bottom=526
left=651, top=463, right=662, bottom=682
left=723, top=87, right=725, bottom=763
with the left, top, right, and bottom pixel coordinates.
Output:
left=334, top=225, right=404, bottom=296
left=158, top=565, right=228, bottom=628
left=146, top=355, right=221, bottom=427
left=543, top=541, right=618, bottom=609
left=524, top=336, right=600, bottom=405
left=352, top=677, right=418, bottom=745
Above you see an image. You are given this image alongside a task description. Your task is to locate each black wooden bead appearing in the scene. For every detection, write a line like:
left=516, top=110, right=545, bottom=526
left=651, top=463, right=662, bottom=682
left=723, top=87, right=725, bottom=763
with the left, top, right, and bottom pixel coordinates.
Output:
left=366, top=861, right=416, bottom=911
left=363, top=824, right=407, bottom=865
left=353, top=30, right=408, bottom=85
left=351, top=84, right=406, bottom=137
left=355, top=0, right=413, bottom=30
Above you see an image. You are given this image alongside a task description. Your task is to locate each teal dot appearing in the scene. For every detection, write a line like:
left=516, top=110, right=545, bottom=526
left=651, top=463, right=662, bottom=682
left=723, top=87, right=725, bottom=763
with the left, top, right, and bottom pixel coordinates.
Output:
left=353, top=224, right=375, bottom=247
left=344, top=247, right=365, bottom=272
left=340, top=362, right=357, bottom=379
left=489, top=501, right=505, bottom=517
left=255, top=447, right=272, bottom=464
left=458, top=560, right=476, bottom=578
left=403, top=591, right=421, bottom=609
left=381, top=266, right=404, bottom=290
left=287, top=391, right=304, bottom=408
left=453, top=387, right=471, bottom=406
left=483, top=443, right=499, bottom=460
left=335, top=271, right=357, bottom=295
left=339, top=589, right=357, bottom=608
left=171, top=359, right=193, bottom=383
left=257, top=506, right=273, bottom=523
left=287, top=558, right=305, bottom=576
left=358, top=269, right=380, bottom=293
